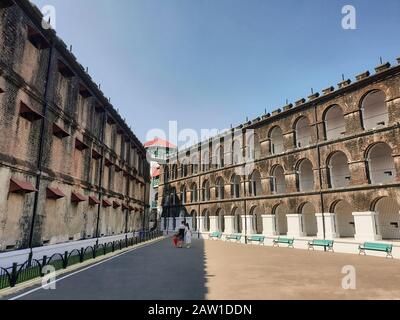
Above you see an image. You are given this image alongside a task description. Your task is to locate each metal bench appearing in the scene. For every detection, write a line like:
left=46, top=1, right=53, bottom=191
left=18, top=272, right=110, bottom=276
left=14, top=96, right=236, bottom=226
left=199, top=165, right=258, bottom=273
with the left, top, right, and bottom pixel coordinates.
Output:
left=359, top=242, right=393, bottom=258
left=308, top=239, right=334, bottom=252
left=273, top=237, right=294, bottom=248
left=209, top=232, right=222, bottom=240
left=247, top=235, right=265, bottom=245
left=226, top=234, right=242, bottom=243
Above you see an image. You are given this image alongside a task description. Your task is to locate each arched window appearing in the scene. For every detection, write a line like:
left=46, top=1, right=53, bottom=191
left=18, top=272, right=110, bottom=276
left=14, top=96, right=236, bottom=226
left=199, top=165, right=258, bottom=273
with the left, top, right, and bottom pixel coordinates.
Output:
left=170, top=188, right=177, bottom=205
left=203, top=210, right=210, bottom=232
left=233, top=208, right=242, bottom=233
left=328, top=151, right=350, bottom=189
left=273, top=204, right=288, bottom=235
left=215, top=177, right=225, bottom=200
left=300, top=203, right=317, bottom=237
left=249, top=170, right=262, bottom=196
left=216, top=208, right=225, bottom=232
left=191, top=183, right=198, bottom=203
left=270, top=126, right=284, bottom=155
left=361, top=90, right=388, bottom=130
left=374, top=197, right=400, bottom=240
left=324, top=105, right=345, bottom=140
left=297, top=159, right=314, bottom=192
left=202, top=150, right=209, bottom=172
left=202, top=180, right=210, bottom=201
left=232, top=140, right=242, bottom=165
left=215, top=145, right=224, bottom=168
left=180, top=185, right=186, bottom=204
left=333, top=200, right=355, bottom=238
left=271, top=165, right=285, bottom=194
left=164, top=166, right=169, bottom=182
left=246, top=133, right=260, bottom=160
left=294, top=117, right=312, bottom=148
left=250, top=206, right=263, bottom=234
left=172, top=164, right=178, bottom=180
left=231, top=174, right=241, bottom=198
left=191, top=155, right=199, bottom=175
left=367, top=143, right=395, bottom=184
left=191, top=210, right=197, bottom=231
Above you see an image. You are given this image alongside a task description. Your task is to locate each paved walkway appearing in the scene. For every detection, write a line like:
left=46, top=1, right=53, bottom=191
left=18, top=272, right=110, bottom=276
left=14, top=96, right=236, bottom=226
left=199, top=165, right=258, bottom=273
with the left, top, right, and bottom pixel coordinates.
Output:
left=5, top=238, right=400, bottom=300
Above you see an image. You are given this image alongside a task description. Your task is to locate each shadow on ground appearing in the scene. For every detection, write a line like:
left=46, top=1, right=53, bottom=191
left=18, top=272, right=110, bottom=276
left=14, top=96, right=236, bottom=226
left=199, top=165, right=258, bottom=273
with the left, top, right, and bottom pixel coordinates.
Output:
left=9, top=238, right=208, bottom=300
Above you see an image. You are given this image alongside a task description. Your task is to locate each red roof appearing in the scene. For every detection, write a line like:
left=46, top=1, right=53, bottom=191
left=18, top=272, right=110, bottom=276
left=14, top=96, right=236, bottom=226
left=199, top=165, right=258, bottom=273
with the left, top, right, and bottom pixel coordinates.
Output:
left=151, top=167, right=160, bottom=178
left=47, top=187, right=65, bottom=199
left=144, top=137, right=176, bottom=149
left=9, top=178, right=37, bottom=194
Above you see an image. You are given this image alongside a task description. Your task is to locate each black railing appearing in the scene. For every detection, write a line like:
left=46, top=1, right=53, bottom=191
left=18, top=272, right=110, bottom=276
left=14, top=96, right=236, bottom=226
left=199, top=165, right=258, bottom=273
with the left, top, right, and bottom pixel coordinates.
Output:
left=0, top=230, right=163, bottom=290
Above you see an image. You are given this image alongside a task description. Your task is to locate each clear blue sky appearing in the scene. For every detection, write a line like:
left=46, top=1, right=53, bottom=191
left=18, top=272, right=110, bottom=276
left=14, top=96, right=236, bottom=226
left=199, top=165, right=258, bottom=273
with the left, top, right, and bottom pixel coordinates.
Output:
left=32, top=0, right=400, bottom=145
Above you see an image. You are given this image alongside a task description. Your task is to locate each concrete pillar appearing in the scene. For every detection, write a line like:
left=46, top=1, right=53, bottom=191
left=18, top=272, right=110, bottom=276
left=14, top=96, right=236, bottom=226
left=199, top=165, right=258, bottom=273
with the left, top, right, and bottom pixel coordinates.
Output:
left=287, top=214, right=305, bottom=237
left=209, top=216, right=218, bottom=233
left=352, top=211, right=382, bottom=242
left=261, top=215, right=277, bottom=237
left=316, top=213, right=337, bottom=239
left=167, top=217, right=174, bottom=232
left=241, top=215, right=254, bottom=235
left=198, top=216, right=205, bottom=233
left=224, top=215, right=235, bottom=234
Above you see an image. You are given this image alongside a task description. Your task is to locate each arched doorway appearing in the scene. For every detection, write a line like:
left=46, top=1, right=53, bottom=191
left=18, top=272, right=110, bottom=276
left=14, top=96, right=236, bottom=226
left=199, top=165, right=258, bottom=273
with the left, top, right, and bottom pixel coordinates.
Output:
left=250, top=206, right=263, bottom=234
left=374, top=197, right=400, bottom=240
left=273, top=204, right=288, bottom=235
left=216, top=208, right=225, bottom=232
left=300, top=202, right=317, bottom=236
left=232, top=207, right=242, bottom=233
left=333, top=200, right=355, bottom=238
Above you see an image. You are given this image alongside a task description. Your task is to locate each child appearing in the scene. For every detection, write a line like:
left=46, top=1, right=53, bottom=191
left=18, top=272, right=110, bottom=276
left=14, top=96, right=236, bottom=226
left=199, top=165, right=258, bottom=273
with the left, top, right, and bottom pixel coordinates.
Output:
left=172, top=233, right=179, bottom=247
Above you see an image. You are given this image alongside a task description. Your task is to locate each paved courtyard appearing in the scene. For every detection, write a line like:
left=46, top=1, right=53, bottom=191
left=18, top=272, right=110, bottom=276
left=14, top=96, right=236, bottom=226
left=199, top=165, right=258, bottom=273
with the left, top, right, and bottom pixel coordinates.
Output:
left=4, top=237, right=400, bottom=300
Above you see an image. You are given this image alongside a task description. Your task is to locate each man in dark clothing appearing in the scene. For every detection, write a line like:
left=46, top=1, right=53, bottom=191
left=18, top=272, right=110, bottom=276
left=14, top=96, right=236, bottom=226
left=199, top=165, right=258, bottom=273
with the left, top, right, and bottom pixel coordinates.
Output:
left=178, top=221, right=186, bottom=248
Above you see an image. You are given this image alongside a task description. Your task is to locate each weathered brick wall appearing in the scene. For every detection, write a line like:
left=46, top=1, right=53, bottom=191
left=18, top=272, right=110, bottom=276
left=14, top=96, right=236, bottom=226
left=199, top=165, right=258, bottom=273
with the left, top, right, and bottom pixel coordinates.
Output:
left=0, top=1, right=150, bottom=251
left=160, top=62, right=400, bottom=224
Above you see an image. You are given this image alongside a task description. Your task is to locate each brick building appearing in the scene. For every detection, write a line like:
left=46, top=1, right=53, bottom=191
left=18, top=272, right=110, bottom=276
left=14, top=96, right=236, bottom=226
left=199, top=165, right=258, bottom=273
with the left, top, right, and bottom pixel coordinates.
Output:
left=159, top=57, right=400, bottom=248
left=0, top=0, right=150, bottom=251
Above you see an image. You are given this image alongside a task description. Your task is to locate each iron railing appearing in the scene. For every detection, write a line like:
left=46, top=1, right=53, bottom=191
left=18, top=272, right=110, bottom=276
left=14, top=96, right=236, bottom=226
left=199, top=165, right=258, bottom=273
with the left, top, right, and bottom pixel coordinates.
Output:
left=0, top=230, right=163, bottom=290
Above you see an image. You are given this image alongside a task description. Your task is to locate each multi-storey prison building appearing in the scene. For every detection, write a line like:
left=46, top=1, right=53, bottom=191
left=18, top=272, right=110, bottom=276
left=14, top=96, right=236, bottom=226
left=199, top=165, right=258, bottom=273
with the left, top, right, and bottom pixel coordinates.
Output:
left=0, top=0, right=150, bottom=251
left=159, top=58, right=400, bottom=248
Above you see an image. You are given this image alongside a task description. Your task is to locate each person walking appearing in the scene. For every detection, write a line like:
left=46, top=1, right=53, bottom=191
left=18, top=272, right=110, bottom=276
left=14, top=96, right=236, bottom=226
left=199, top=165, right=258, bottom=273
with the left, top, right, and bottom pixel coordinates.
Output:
left=178, top=221, right=186, bottom=248
left=185, top=222, right=192, bottom=249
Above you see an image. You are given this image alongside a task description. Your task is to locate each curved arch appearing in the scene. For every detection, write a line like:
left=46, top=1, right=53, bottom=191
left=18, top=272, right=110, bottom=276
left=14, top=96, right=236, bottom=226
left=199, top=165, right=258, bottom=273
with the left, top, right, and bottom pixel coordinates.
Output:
left=273, top=204, right=288, bottom=235
left=269, top=126, right=284, bottom=154
left=372, top=197, right=400, bottom=240
left=297, top=159, right=314, bottom=192
left=214, top=144, right=224, bottom=168
left=246, top=132, right=260, bottom=160
left=366, top=142, right=395, bottom=184
left=271, top=165, right=286, bottom=194
left=191, top=209, right=198, bottom=231
left=294, top=116, right=312, bottom=148
left=202, top=180, right=210, bottom=201
left=215, top=176, right=225, bottom=200
left=332, top=200, right=355, bottom=238
left=361, top=90, right=388, bottom=130
left=215, top=208, right=225, bottom=232
left=327, top=151, right=350, bottom=188
left=299, top=202, right=317, bottom=236
left=232, top=207, right=242, bottom=233
left=201, top=149, right=210, bottom=172
left=180, top=184, right=187, bottom=204
left=323, top=104, right=345, bottom=140
left=249, top=169, right=262, bottom=196
left=249, top=206, right=263, bottom=234
left=190, top=182, right=198, bottom=203
left=202, top=209, right=211, bottom=232
left=231, top=174, right=241, bottom=198
left=232, top=139, right=242, bottom=165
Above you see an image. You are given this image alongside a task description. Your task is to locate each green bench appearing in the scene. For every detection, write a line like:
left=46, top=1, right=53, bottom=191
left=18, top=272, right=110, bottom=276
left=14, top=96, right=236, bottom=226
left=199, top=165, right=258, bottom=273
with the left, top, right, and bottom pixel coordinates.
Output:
left=226, top=234, right=242, bottom=243
left=209, top=232, right=222, bottom=240
left=273, top=237, right=294, bottom=248
left=247, top=235, right=265, bottom=245
left=359, top=242, right=393, bottom=258
left=308, top=239, right=334, bottom=252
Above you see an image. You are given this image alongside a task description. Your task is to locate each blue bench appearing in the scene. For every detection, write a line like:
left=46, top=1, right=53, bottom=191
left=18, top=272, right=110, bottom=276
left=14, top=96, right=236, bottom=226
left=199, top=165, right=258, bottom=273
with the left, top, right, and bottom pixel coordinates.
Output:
left=308, top=239, right=334, bottom=252
left=247, top=235, right=265, bottom=245
left=226, top=234, right=242, bottom=242
left=209, top=232, right=222, bottom=240
left=359, top=242, right=393, bottom=258
left=273, top=237, right=294, bottom=248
